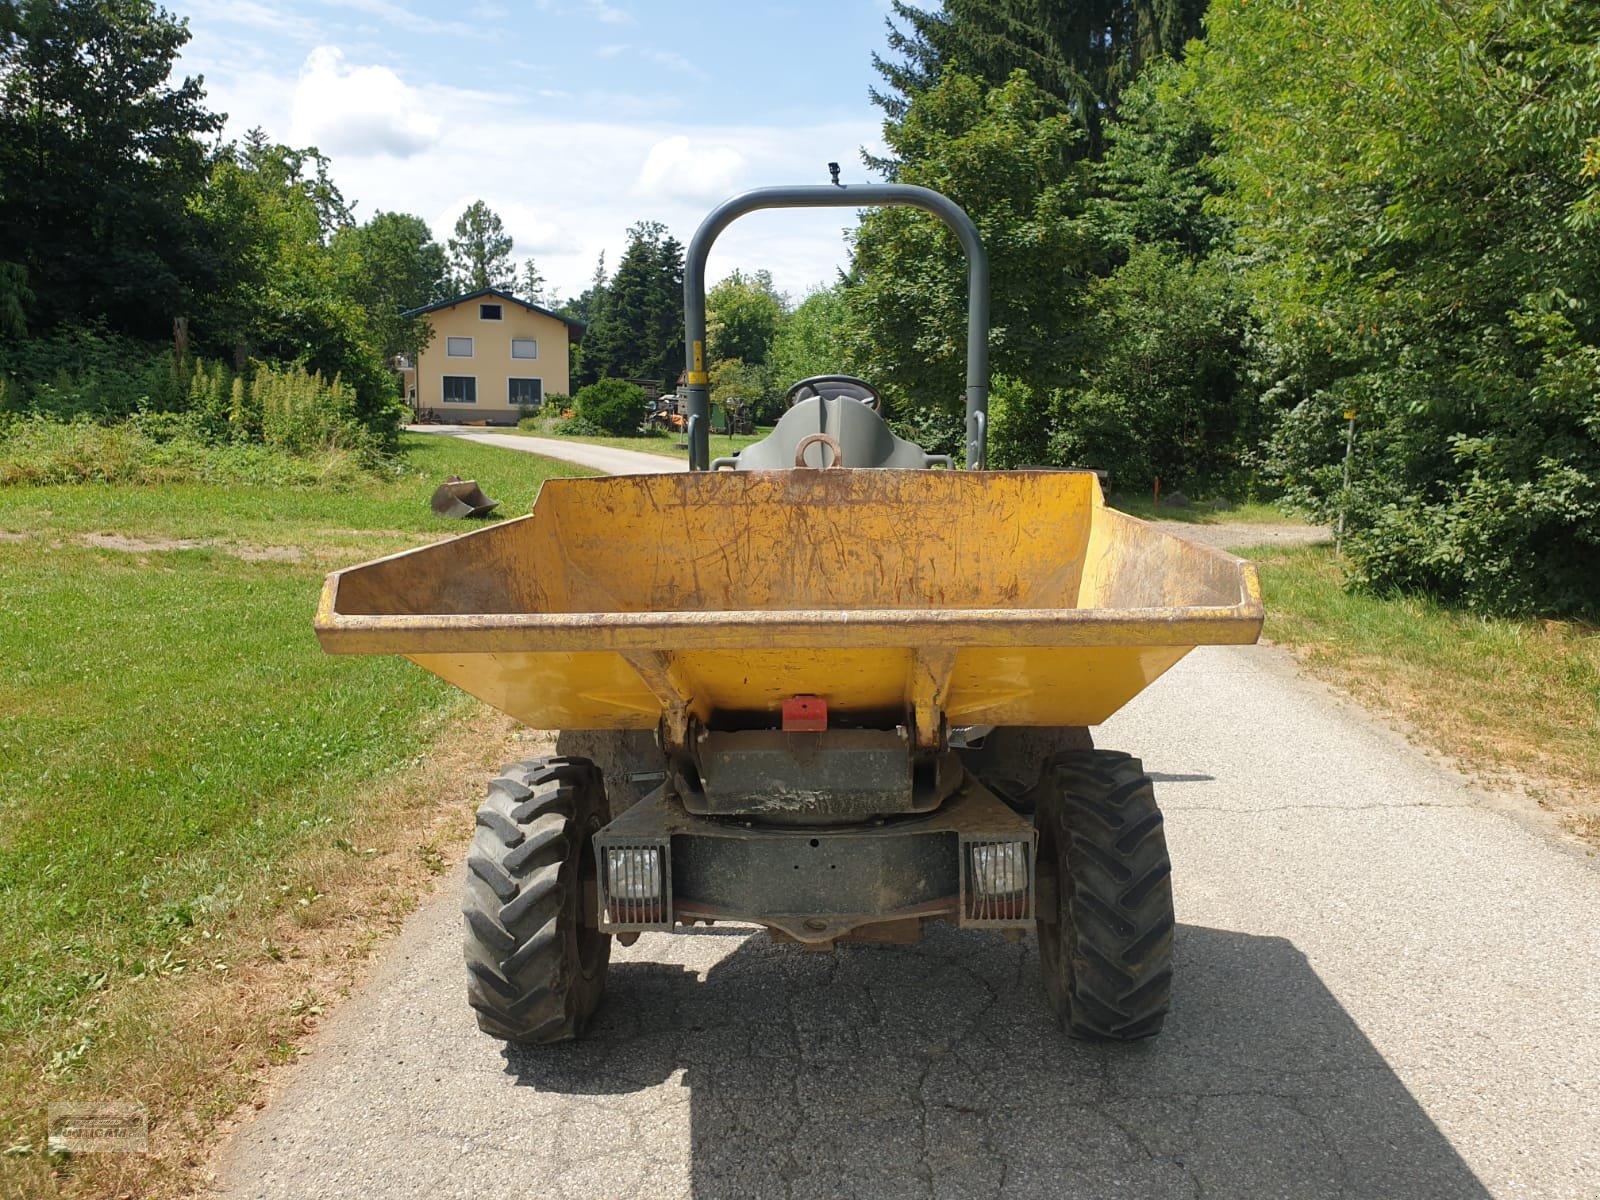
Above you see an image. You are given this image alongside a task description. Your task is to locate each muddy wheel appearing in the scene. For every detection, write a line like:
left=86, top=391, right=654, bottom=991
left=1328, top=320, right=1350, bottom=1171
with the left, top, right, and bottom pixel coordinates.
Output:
left=1034, top=750, right=1174, bottom=1040
left=463, top=757, right=610, bottom=1043
left=555, top=729, right=664, bottom=817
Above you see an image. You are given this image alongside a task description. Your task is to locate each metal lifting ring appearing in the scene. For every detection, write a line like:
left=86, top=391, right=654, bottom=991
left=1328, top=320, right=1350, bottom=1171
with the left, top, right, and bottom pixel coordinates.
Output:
left=793, top=432, right=844, bottom=468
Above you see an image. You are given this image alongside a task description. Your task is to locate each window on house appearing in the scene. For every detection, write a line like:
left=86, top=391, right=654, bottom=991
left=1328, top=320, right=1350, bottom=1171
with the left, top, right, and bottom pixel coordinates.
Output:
left=446, top=336, right=473, bottom=356
left=508, top=378, right=542, bottom=407
left=511, top=338, right=538, bottom=360
left=479, top=303, right=502, bottom=320
left=442, top=376, right=476, bottom=404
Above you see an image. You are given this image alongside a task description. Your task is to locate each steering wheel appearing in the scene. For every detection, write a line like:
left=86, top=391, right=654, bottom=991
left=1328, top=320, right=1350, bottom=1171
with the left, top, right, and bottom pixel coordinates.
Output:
left=783, top=374, right=882, bottom=412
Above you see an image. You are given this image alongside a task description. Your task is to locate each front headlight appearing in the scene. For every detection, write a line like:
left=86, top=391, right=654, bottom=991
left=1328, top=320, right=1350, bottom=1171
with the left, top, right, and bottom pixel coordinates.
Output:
left=969, top=840, right=1029, bottom=897
left=606, top=846, right=663, bottom=900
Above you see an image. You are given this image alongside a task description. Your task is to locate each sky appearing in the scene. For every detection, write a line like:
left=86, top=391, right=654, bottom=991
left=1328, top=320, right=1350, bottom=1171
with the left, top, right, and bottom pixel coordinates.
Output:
left=173, top=0, right=914, bottom=305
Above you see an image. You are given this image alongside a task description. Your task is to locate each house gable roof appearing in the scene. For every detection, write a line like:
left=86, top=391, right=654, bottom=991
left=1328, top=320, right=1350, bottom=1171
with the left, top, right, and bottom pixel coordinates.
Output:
left=403, top=287, right=586, bottom=340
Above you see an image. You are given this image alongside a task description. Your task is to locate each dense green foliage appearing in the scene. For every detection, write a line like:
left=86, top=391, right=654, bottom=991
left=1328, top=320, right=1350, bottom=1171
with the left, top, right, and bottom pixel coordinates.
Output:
left=1192, top=0, right=1600, bottom=616
left=0, top=0, right=220, bottom=337
left=857, top=0, right=1597, bottom=616
left=871, top=0, right=1206, bottom=154
left=849, top=70, right=1098, bottom=457
left=329, top=212, right=449, bottom=362
left=702, top=268, right=790, bottom=418
left=707, top=269, right=785, bottom=366
left=0, top=0, right=453, bottom=460
left=767, top=285, right=855, bottom=393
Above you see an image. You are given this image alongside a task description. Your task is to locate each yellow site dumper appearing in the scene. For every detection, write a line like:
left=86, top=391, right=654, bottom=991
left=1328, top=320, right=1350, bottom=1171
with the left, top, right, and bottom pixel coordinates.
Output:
left=315, top=185, right=1263, bottom=1045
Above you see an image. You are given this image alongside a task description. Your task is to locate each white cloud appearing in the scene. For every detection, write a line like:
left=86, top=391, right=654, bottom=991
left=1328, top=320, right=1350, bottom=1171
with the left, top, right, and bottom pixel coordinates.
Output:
left=289, top=47, right=442, bottom=159
left=182, top=0, right=319, bottom=41
left=189, top=45, right=887, bottom=301
left=636, top=135, right=744, bottom=201
left=585, top=0, right=633, bottom=24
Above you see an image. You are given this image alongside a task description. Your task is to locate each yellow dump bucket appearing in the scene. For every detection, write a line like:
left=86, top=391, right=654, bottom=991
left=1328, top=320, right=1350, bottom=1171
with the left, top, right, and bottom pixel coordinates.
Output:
left=315, top=470, right=1262, bottom=733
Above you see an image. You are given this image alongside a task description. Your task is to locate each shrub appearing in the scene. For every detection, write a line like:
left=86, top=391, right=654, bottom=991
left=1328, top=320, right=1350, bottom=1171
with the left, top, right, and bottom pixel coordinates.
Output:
left=252, top=361, right=382, bottom=462
left=554, top=414, right=605, bottom=437
left=572, top=378, right=646, bottom=436
left=0, top=324, right=185, bottom=420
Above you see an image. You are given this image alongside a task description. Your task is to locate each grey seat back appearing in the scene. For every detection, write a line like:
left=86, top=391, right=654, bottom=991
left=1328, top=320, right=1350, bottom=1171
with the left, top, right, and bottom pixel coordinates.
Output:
left=730, top=397, right=950, bottom=470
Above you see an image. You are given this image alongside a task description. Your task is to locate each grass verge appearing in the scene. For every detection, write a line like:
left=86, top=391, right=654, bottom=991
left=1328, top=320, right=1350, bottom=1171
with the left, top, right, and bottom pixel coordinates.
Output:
left=1248, top=544, right=1600, bottom=846
left=0, top=434, right=591, bottom=1197
left=1108, top=495, right=1298, bottom=525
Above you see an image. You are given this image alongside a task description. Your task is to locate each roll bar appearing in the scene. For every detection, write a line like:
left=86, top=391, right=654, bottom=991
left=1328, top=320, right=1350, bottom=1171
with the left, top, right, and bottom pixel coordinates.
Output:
left=682, top=184, right=990, bottom=470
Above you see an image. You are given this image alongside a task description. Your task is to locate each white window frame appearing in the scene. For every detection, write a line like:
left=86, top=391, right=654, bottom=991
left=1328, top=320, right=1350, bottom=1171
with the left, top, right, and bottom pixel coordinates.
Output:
left=446, top=336, right=474, bottom=357
left=508, top=377, right=543, bottom=407
left=441, top=375, right=477, bottom=404
left=510, top=337, right=538, bottom=360
left=479, top=303, right=503, bottom=321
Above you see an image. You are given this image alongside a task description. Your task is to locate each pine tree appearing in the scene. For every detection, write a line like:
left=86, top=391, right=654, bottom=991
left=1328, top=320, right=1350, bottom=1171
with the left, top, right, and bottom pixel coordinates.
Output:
left=870, top=0, right=1207, bottom=160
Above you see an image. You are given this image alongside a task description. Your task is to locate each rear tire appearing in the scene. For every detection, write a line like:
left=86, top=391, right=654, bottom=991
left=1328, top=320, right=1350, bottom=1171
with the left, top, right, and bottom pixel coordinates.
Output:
left=463, top=757, right=610, bottom=1043
left=956, top=725, right=1094, bottom=813
left=1035, top=750, right=1174, bottom=1040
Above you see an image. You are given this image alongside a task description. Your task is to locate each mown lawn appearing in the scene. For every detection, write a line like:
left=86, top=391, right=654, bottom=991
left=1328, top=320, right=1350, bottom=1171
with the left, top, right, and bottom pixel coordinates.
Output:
left=1247, top=544, right=1600, bottom=838
left=511, top=425, right=771, bottom=462
left=0, top=434, right=592, bottom=1182
left=1108, top=495, right=1299, bottom=525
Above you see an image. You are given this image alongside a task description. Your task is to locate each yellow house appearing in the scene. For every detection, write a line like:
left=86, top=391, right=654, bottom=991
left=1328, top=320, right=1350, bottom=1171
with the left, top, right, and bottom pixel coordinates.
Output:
left=401, top=288, right=584, bottom=424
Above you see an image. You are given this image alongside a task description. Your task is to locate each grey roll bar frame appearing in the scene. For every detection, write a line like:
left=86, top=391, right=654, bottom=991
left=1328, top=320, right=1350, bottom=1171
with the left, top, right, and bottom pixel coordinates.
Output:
left=682, top=184, right=990, bottom=471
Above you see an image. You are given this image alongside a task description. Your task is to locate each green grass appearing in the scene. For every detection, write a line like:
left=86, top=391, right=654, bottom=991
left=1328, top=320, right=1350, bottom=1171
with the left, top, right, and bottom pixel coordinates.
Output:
left=1250, top=544, right=1600, bottom=822
left=1106, top=495, right=1303, bottom=525
left=512, top=425, right=772, bottom=462
left=0, top=435, right=593, bottom=1153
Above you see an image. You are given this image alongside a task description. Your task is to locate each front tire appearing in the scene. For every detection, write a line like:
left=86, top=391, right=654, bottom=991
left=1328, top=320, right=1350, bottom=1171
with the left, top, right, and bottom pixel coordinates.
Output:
left=463, top=757, right=610, bottom=1043
left=1035, top=750, right=1174, bottom=1040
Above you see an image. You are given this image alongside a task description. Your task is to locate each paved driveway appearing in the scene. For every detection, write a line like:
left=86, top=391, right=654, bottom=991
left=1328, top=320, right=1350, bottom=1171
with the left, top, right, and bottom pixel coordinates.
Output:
left=408, top=425, right=686, bottom=475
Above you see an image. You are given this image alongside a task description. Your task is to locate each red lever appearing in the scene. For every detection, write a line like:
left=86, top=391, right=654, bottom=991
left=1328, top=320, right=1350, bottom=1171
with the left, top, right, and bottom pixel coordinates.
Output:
left=782, top=695, right=828, bottom=732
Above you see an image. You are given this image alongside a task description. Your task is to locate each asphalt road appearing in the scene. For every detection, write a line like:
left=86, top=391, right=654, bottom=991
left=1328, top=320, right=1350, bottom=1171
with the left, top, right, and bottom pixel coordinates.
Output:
left=209, top=643, right=1599, bottom=1200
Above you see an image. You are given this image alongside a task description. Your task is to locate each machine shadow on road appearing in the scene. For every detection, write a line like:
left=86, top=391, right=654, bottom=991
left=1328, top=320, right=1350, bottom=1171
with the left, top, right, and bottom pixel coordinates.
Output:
left=503, top=923, right=1489, bottom=1199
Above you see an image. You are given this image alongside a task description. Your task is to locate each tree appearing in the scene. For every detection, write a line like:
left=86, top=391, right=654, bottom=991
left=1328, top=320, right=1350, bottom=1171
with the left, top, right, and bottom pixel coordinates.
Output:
left=188, top=135, right=396, bottom=437
left=559, top=251, right=608, bottom=385
left=706, top=269, right=786, bottom=367
left=767, top=284, right=854, bottom=394
left=447, top=201, right=514, bottom=292
left=1089, top=61, right=1228, bottom=262
left=0, top=0, right=221, bottom=337
left=1049, top=246, right=1255, bottom=490
left=848, top=70, right=1099, bottom=444
left=1025, top=60, right=1257, bottom=489
left=1191, top=0, right=1600, bottom=616
left=329, top=211, right=449, bottom=361
left=870, top=0, right=1207, bottom=158
left=580, top=221, right=684, bottom=386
